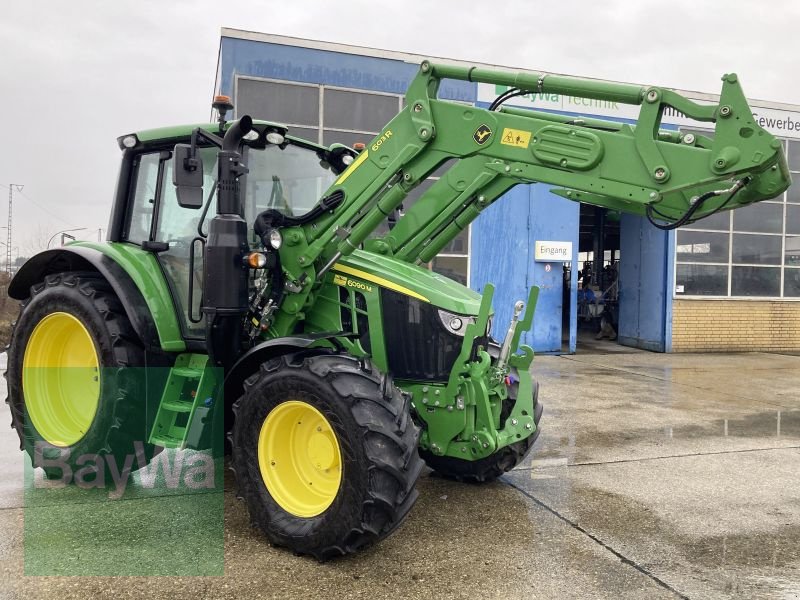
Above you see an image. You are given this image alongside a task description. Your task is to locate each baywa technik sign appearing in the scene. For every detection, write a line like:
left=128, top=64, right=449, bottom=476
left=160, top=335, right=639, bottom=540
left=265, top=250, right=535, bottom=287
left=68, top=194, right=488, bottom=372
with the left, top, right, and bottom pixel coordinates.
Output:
left=478, top=84, right=800, bottom=140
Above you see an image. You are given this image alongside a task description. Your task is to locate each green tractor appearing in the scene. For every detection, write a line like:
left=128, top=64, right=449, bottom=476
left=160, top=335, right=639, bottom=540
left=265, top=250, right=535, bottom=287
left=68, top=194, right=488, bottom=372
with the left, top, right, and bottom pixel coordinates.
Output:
left=5, top=61, right=790, bottom=559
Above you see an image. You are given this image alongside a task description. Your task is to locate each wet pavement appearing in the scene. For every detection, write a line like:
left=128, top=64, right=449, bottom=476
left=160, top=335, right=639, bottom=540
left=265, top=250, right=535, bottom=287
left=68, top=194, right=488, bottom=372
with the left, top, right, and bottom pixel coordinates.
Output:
left=0, top=350, right=798, bottom=599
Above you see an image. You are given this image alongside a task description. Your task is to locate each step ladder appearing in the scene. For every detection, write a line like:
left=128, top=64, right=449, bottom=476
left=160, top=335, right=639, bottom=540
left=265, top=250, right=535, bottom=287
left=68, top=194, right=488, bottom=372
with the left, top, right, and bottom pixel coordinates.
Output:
left=148, top=353, right=218, bottom=450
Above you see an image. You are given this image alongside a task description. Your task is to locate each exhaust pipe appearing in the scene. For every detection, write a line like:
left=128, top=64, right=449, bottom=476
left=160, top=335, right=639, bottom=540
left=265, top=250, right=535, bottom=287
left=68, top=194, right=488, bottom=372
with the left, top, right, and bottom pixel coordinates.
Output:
left=203, top=117, right=253, bottom=368
left=222, top=115, right=252, bottom=152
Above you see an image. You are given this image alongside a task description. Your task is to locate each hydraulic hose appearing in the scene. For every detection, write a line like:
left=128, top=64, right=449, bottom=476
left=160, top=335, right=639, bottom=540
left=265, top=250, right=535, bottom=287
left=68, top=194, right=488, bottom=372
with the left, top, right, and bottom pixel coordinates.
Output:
left=646, top=177, right=751, bottom=231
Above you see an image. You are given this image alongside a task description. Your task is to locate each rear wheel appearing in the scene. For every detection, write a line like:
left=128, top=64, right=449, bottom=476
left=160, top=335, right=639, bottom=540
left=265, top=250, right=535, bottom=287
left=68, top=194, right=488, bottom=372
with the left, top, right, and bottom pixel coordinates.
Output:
left=420, top=380, right=542, bottom=483
left=5, top=272, right=156, bottom=480
left=231, top=353, right=423, bottom=560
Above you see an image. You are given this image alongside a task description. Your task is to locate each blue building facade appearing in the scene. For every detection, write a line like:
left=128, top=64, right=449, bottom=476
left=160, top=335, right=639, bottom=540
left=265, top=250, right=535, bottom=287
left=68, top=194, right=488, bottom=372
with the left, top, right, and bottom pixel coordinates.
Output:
left=215, top=29, right=674, bottom=353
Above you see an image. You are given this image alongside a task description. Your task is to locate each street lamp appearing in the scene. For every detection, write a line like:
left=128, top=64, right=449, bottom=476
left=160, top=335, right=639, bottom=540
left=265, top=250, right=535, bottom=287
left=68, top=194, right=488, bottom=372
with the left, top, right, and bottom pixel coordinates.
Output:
left=47, top=228, right=87, bottom=249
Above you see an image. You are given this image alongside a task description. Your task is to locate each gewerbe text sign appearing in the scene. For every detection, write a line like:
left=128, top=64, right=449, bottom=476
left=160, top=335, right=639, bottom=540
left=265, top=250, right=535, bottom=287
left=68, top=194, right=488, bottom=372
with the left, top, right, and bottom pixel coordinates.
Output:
left=535, top=241, right=572, bottom=262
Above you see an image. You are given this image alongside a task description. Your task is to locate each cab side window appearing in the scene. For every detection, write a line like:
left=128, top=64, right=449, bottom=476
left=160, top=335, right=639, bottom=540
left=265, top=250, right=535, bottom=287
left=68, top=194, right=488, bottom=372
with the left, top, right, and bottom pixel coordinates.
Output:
left=156, top=147, right=218, bottom=244
left=125, top=152, right=160, bottom=243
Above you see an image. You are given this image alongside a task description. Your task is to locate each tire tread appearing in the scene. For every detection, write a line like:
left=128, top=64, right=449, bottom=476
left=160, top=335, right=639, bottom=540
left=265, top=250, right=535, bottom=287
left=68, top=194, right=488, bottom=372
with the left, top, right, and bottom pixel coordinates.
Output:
left=231, top=353, right=423, bottom=561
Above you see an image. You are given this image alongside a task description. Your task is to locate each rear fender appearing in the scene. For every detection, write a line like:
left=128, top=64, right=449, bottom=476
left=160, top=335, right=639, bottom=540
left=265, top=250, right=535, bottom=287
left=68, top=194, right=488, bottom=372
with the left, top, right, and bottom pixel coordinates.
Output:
left=9, top=247, right=160, bottom=350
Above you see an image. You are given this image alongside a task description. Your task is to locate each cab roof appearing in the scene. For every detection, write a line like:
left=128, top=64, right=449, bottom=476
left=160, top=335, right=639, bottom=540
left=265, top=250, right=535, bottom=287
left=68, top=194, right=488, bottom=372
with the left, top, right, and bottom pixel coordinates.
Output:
left=127, top=119, right=326, bottom=152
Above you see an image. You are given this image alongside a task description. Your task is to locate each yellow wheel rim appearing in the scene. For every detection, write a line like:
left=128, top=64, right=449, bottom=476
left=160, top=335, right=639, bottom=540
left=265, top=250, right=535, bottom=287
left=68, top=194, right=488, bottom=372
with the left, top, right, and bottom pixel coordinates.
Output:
left=22, top=312, right=100, bottom=447
left=258, top=400, right=343, bottom=518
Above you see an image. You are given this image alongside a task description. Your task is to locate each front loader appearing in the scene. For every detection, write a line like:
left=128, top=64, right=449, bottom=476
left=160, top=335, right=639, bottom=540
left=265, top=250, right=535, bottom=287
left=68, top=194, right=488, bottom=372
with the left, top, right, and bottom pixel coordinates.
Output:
left=5, top=62, right=790, bottom=559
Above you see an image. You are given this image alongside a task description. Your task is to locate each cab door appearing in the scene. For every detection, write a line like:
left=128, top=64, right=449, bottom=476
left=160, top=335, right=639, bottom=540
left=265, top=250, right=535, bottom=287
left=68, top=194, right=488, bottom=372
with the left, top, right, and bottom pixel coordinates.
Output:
left=152, top=148, right=218, bottom=339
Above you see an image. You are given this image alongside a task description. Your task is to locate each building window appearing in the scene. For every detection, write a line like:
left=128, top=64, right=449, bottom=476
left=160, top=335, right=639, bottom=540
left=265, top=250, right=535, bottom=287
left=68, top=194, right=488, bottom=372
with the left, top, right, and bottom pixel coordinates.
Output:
left=676, top=264, right=728, bottom=296
left=236, top=78, right=320, bottom=142
left=234, top=76, right=471, bottom=285
left=676, top=133, right=799, bottom=299
left=323, top=88, right=399, bottom=134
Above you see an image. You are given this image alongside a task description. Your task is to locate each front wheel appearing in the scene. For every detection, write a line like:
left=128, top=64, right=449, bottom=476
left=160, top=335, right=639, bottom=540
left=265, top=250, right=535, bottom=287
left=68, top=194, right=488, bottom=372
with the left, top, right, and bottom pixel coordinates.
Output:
left=231, top=353, right=423, bottom=560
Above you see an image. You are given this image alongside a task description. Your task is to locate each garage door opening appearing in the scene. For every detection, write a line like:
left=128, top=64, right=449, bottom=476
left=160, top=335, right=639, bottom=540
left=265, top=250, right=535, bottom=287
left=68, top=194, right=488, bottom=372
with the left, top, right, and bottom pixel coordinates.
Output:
left=563, top=205, right=625, bottom=353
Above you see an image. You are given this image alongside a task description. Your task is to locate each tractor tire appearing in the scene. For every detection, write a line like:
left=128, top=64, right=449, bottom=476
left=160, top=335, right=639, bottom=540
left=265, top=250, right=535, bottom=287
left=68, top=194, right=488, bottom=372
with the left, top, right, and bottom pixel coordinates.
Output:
left=231, top=353, right=423, bottom=560
left=5, top=272, right=156, bottom=481
left=419, top=380, right=542, bottom=483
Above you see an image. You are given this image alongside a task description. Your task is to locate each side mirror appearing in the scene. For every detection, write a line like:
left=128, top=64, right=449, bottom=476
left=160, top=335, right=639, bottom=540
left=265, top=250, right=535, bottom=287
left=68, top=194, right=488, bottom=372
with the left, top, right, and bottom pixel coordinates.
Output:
left=173, top=144, right=204, bottom=209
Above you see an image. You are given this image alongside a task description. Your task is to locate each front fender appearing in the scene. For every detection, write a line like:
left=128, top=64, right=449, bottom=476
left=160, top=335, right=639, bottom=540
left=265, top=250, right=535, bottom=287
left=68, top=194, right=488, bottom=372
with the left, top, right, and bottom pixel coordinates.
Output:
left=10, top=246, right=164, bottom=350
left=223, top=334, right=343, bottom=403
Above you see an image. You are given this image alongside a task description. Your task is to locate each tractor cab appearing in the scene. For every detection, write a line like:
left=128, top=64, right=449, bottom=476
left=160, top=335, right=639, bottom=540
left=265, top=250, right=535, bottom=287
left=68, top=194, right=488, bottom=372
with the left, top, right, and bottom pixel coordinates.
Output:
left=117, top=117, right=344, bottom=339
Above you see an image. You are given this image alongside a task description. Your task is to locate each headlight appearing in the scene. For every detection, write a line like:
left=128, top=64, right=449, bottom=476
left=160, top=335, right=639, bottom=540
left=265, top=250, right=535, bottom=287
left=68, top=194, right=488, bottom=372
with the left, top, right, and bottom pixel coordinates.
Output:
left=268, top=228, right=283, bottom=250
left=438, top=309, right=476, bottom=337
left=266, top=130, right=285, bottom=145
left=120, top=135, right=138, bottom=149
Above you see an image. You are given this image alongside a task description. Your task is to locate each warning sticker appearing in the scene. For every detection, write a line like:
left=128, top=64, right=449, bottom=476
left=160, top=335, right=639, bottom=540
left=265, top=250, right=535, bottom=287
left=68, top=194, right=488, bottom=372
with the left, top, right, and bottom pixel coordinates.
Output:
left=501, top=128, right=532, bottom=148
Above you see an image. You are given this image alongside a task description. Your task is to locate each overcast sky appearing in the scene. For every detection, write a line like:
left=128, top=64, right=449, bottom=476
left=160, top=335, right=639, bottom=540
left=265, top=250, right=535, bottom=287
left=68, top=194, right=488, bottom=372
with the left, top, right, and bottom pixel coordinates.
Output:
left=1, top=0, right=797, bottom=256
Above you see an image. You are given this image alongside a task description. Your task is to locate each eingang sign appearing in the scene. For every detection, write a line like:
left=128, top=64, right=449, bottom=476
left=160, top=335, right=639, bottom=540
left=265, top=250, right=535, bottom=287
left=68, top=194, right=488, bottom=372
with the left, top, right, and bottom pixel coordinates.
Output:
left=535, top=241, right=572, bottom=262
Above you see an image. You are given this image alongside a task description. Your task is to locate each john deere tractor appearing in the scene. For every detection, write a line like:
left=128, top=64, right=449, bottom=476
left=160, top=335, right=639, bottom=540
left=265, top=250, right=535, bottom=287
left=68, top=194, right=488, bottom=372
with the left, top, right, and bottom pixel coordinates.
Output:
left=5, top=61, right=790, bottom=559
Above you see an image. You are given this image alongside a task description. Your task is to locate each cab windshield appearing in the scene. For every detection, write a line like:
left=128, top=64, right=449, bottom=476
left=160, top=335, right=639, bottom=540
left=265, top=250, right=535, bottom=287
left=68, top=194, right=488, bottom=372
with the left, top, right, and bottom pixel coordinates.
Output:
left=243, top=142, right=338, bottom=224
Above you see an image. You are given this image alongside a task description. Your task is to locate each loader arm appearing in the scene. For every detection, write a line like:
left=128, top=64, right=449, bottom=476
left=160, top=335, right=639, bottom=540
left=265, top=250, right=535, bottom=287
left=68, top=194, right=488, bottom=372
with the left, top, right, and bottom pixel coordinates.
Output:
left=262, top=60, right=790, bottom=334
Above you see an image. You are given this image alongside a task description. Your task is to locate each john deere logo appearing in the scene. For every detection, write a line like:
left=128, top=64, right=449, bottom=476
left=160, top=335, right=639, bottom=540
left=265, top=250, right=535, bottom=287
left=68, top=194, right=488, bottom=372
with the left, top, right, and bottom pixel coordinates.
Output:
left=333, top=274, right=348, bottom=286
left=473, top=124, right=492, bottom=145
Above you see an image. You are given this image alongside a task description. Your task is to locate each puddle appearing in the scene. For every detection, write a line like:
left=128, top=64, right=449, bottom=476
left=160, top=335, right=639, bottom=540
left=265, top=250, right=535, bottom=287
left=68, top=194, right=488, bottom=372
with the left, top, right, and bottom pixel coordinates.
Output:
left=526, top=482, right=800, bottom=598
left=682, top=527, right=800, bottom=569
left=544, top=410, right=800, bottom=453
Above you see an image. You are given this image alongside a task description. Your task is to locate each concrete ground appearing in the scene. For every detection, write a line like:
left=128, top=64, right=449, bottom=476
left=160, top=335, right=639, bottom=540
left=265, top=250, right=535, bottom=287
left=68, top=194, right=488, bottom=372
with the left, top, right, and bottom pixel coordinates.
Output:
left=0, top=350, right=798, bottom=599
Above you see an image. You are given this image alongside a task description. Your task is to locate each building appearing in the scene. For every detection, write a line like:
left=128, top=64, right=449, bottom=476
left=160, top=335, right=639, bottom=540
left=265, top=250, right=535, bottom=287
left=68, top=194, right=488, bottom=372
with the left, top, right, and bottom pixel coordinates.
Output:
left=214, top=28, right=800, bottom=354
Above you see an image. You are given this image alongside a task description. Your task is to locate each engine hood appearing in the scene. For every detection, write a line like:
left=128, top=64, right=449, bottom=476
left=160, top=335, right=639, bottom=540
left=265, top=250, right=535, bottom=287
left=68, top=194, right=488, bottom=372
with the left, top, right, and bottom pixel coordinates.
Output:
left=333, top=249, right=482, bottom=316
